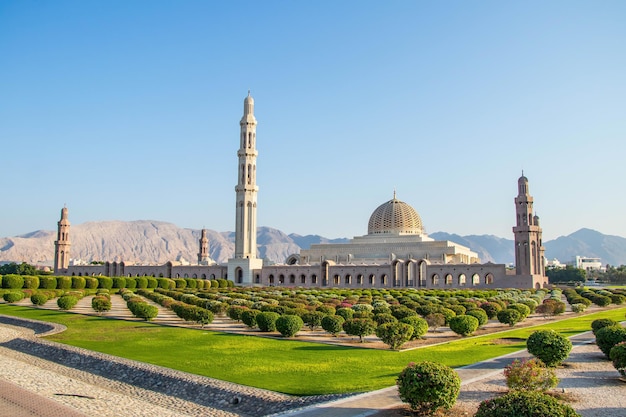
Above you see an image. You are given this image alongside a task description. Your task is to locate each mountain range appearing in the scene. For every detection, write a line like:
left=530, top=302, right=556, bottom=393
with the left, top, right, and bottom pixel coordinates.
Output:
left=1, top=221, right=625, bottom=267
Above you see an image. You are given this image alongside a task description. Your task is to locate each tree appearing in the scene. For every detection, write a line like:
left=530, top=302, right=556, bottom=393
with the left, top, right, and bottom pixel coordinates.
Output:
left=546, top=265, right=586, bottom=284
left=397, top=361, right=461, bottom=415
left=449, top=315, right=479, bottom=336
left=343, top=318, right=377, bottom=342
left=0, top=262, right=37, bottom=275
left=497, top=309, right=522, bottom=326
left=375, top=322, right=413, bottom=350
left=321, top=315, right=344, bottom=336
left=526, top=330, right=572, bottom=367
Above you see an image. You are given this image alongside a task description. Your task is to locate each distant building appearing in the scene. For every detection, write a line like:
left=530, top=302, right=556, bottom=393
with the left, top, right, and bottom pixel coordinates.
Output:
left=573, top=256, right=606, bottom=272
left=54, top=93, right=548, bottom=289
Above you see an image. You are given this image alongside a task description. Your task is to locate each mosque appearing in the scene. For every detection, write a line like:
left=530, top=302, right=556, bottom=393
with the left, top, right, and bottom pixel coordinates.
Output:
left=54, top=93, right=548, bottom=289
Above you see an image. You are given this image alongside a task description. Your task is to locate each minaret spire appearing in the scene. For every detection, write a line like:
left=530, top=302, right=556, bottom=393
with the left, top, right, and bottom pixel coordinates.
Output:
left=54, top=206, right=71, bottom=274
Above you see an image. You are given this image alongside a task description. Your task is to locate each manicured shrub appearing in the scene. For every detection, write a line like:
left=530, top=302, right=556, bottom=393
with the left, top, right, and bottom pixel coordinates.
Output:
left=475, top=391, right=580, bottom=417
left=595, top=325, right=626, bottom=358
left=30, top=292, right=49, bottom=305
left=610, top=294, right=626, bottom=305
left=135, top=277, right=148, bottom=289
left=374, top=313, right=398, bottom=326
left=85, top=277, right=99, bottom=289
left=336, top=307, right=354, bottom=321
left=439, top=307, right=456, bottom=325
left=466, top=308, right=488, bottom=327
left=57, top=295, right=79, bottom=310
left=130, top=303, right=159, bottom=320
left=397, top=361, right=461, bottom=415
left=480, top=301, right=502, bottom=319
left=425, top=313, right=445, bottom=332
left=321, top=315, right=345, bottom=336
left=609, top=341, right=626, bottom=377
left=592, top=295, right=612, bottom=307
left=497, top=308, right=522, bottom=327
left=92, top=295, right=112, bottom=314
left=110, top=277, right=126, bottom=289
left=400, top=316, right=429, bottom=340
left=71, top=276, right=86, bottom=289
left=343, top=318, right=377, bottom=343
left=317, top=305, right=336, bottom=315
left=390, top=305, right=418, bottom=320
left=241, top=309, right=261, bottom=328
left=449, top=315, right=479, bottom=336
left=157, top=278, right=174, bottom=289
left=210, top=280, right=219, bottom=288
left=571, top=303, right=586, bottom=313
left=125, top=278, right=137, bottom=289
left=526, top=330, right=572, bottom=367
left=173, top=278, right=187, bottom=289
left=38, top=276, right=57, bottom=289
left=23, top=275, right=40, bottom=290
left=256, top=311, right=280, bottom=332
left=227, top=305, right=247, bottom=322
left=591, top=318, right=618, bottom=335
left=185, top=278, right=197, bottom=289
left=537, top=299, right=566, bottom=317
left=57, top=276, right=72, bottom=290
left=509, top=303, right=531, bottom=319
left=146, top=277, right=158, bottom=289
left=376, top=322, right=413, bottom=350
left=2, top=274, right=24, bottom=289
left=3, top=291, right=24, bottom=303
left=302, top=311, right=326, bottom=330
left=98, top=277, right=113, bottom=289
left=205, top=300, right=228, bottom=315
left=276, top=315, right=304, bottom=337
left=504, top=358, right=559, bottom=391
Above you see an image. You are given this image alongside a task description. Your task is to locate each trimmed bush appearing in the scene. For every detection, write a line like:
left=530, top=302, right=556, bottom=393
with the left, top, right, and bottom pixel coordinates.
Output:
left=480, top=301, right=502, bottom=319
left=397, top=361, right=461, bottom=415
left=343, top=318, right=377, bottom=343
left=526, top=330, right=572, bottom=367
left=376, top=322, right=414, bottom=350
left=302, top=311, right=326, bottom=330
left=400, top=316, right=429, bottom=340
left=241, top=309, right=261, bottom=328
left=2, top=274, right=24, bottom=289
left=474, top=391, right=580, bottom=417
left=449, top=315, right=479, bottom=336
left=374, top=313, right=398, bottom=326
left=30, top=293, right=48, bottom=306
left=595, top=325, right=626, bottom=358
left=130, top=303, right=159, bottom=320
left=146, top=277, right=158, bottom=289
left=39, top=276, right=57, bottom=289
left=3, top=291, right=24, bottom=303
left=321, top=315, right=345, bottom=336
left=497, top=308, right=522, bottom=327
left=125, top=278, right=137, bottom=289
left=92, top=295, right=112, bottom=314
left=157, top=278, right=175, bottom=289
left=591, top=318, right=618, bottom=335
left=276, top=315, right=304, bottom=337
left=256, top=311, right=280, bottom=332
left=111, top=277, right=126, bottom=289
left=135, top=277, right=148, bottom=289
left=57, top=276, right=72, bottom=290
left=571, top=303, right=586, bottom=313
left=466, top=308, right=488, bottom=327
left=98, top=277, right=113, bottom=289
left=504, top=358, right=559, bottom=391
left=227, top=305, right=248, bottom=322
left=425, top=313, right=446, bottom=332
left=85, top=277, right=99, bottom=289
left=57, top=295, right=79, bottom=310
left=609, top=341, right=626, bottom=377
left=173, top=278, right=187, bottom=289
left=23, top=275, right=39, bottom=290
left=509, top=303, right=531, bottom=319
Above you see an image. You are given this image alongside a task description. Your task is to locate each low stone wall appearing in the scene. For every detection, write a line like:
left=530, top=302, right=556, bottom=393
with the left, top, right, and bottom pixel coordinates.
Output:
left=0, top=315, right=347, bottom=417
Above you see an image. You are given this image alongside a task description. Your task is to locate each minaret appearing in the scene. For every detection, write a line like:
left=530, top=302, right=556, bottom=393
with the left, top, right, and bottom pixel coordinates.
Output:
left=198, top=228, right=209, bottom=265
left=512, top=174, right=546, bottom=285
left=54, top=206, right=71, bottom=274
left=228, top=92, right=263, bottom=284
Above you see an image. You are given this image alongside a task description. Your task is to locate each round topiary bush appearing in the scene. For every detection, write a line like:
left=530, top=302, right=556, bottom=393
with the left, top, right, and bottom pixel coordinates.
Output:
left=241, top=309, right=261, bottom=328
left=400, top=316, right=429, bottom=340
left=466, top=308, right=488, bottom=327
left=480, top=301, right=502, bottom=319
left=527, top=329, right=572, bottom=367
left=474, top=391, right=580, bottom=417
left=336, top=307, right=354, bottom=321
left=591, top=318, right=618, bottom=335
left=2, top=274, right=24, bottom=289
left=321, top=315, right=345, bottom=336
left=98, top=277, right=114, bottom=290
left=595, top=325, right=626, bottom=358
left=23, top=275, right=39, bottom=290
left=497, top=308, right=522, bottom=327
left=92, top=295, right=112, bottom=314
left=343, top=318, right=377, bottom=343
left=57, top=295, right=79, bottom=310
left=302, top=311, right=326, bottom=330
left=609, top=341, right=626, bottom=377
left=131, top=303, right=159, bottom=320
left=84, top=277, right=99, bottom=289
left=375, top=322, right=413, bottom=350
left=509, top=303, right=531, bottom=319
left=449, top=315, right=479, bottom=336
left=57, top=276, right=72, bottom=290
left=38, top=276, right=57, bottom=290
left=256, top=311, right=280, bottom=332
left=71, top=276, right=86, bottom=289
left=276, top=314, right=304, bottom=337
left=3, top=291, right=24, bottom=303
left=504, top=358, right=559, bottom=391
left=227, top=305, right=247, bottom=322
left=30, top=293, right=48, bottom=306
left=397, top=361, right=461, bottom=415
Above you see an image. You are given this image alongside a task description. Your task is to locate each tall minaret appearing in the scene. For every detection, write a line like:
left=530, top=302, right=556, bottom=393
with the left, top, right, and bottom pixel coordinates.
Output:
left=512, top=174, right=546, bottom=283
left=228, top=92, right=263, bottom=284
left=234, top=91, right=259, bottom=259
left=198, top=228, right=209, bottom=265
left=54, top=206, right=71, bottom=274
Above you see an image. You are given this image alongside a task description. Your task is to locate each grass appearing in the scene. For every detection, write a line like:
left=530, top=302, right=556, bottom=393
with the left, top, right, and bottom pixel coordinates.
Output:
left=0, top=304, right=624, bottom=395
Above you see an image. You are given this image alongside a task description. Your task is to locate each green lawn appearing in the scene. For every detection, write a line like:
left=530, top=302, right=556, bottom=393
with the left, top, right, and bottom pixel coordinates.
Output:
left=0, top=305, right=624, bottom=395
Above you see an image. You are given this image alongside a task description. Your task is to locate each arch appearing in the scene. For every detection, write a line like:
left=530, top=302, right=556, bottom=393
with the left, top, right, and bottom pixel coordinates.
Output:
left=269, top=274, right=275, bottom=285
left=311, top=274, right=318, bottom=284
left=445, top=274, right=453, bottom=285
left=381, top=274, right=388, bottom=286
left=431, top=274, right=439, bottom=286
left=485, top=273, right=494, bottom=285
left=458, top=274, right=466, bottom=286
left=289, top=274, right=296, bottom=284
left=236, top=268, right=243, bottom=284
left=535, top=282, right=542, bottom=290
left=279, top=274, right=285, bottom=285
left=472, top=273, right=480, bottom=286
left=184, top=274, right=189, bottom=278
left=345, top=274, right=352, bottom=285
left=300, top=274, right=306, bottom=284
left=369, top=274, right=375, bottom=285
left=357, top=274, right=364, bottom=285
left=334, top=275, right=340, bottom=285
left=202, top=274, right=207, bottom=279
left=210, top=274, right=216, bottom=279
left=192, top=274, right=197, bottom=278
left=255, top=274, right=260, bottom=284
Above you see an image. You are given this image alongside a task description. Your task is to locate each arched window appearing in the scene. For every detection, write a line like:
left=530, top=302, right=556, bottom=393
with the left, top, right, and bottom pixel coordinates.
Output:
left=345, top=274, right=352, bottom=285
left=369, top=274, right=375, bottom=285
left=381, top=274, right=388, bottom=286
left=255, top=274, right=260, bottom=284
left=357, top=274, right=364, bottom=285
left=432, top=274, right=439, bottom=286
left=300, top=274, right=306, bottom=284
left=311, top=274, right=318, bottom=284
left=334, top=275, right=340, bottom=285
left=485, top=273, right=494, bottom=285
left=279, top=274, right=285, bottom=284
left=269, top=274, right=275, bottom=284
left=472, top=273, right=480, bottom=286
left=458, top=274, right=466, bottom=286
left=445, top=274, right=453, bottom=285
left=289, top=274, right=296, bottom=284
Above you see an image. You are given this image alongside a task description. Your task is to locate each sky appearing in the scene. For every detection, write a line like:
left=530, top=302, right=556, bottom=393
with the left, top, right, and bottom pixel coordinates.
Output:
left=1, top=1, right=625, bottom=242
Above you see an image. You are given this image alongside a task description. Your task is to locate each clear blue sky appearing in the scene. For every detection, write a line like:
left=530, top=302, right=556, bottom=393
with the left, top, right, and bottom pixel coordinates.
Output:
left=1, top=1, right=625, bottom=241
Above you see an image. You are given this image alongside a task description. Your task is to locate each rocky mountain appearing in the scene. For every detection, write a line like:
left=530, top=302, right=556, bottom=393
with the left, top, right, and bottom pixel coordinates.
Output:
left=1, top=221, right=625, bottom=267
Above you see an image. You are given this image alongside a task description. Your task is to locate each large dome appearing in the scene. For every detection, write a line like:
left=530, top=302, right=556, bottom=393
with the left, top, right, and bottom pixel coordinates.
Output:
left=367, top=194, right=424, bottom=235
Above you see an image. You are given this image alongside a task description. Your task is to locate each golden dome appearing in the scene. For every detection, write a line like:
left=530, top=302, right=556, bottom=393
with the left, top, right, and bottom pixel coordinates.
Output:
left=367, top=193, right=423, bottom=235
